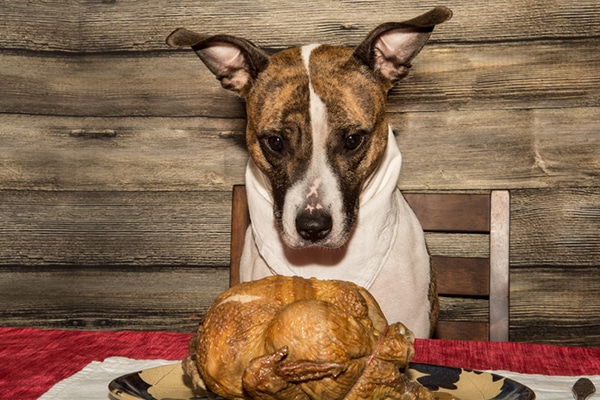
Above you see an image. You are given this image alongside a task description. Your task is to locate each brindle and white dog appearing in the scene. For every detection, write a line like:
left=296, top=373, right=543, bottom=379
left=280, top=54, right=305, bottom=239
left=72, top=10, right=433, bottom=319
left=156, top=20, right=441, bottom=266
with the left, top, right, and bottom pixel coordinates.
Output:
left=167, top=7, right=452, bottom=337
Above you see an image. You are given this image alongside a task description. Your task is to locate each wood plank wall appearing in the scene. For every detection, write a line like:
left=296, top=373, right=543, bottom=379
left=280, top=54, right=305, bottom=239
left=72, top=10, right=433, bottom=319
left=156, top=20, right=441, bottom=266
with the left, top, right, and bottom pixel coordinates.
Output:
left=1, top=1, right=598, bottom=346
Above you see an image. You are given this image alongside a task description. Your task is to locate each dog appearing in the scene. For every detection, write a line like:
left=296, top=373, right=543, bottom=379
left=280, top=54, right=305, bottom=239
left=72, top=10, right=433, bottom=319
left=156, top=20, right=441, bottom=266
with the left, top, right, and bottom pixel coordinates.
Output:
left=167, top=6, right=452, bottom=338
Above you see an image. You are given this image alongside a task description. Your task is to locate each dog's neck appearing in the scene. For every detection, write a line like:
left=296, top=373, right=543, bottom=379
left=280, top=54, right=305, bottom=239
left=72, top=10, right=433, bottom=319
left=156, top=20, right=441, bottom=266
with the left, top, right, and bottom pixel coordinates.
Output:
left=245, top=127, right=403, bottom=288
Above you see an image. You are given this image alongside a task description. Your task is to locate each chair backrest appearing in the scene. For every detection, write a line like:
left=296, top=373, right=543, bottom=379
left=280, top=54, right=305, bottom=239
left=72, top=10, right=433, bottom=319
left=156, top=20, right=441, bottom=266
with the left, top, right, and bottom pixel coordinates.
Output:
left=229, top=185, right=510, bottom=342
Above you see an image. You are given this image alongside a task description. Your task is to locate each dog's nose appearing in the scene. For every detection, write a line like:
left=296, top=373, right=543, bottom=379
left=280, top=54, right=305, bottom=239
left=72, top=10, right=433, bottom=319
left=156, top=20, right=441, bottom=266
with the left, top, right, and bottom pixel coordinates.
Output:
left=296, top=211, right=332, bottom=242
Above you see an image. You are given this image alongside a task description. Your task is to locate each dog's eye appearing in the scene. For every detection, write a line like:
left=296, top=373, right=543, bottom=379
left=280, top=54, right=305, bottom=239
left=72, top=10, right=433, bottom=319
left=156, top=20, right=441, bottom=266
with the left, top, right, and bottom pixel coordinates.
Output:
left=344, top=134, right=364, bottom=151
left=267, top=136, right=284, bottom=152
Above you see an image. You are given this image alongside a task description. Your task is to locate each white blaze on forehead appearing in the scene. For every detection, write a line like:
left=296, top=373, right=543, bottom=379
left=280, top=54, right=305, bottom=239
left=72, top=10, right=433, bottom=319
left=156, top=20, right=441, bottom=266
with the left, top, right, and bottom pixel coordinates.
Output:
left=307, top=178, right=321, bottom=199
left=278, top=44, right=345, bottom=246
left=301, top=45, right=329, bottom=159
left=301, top=44, right=320, bottom=72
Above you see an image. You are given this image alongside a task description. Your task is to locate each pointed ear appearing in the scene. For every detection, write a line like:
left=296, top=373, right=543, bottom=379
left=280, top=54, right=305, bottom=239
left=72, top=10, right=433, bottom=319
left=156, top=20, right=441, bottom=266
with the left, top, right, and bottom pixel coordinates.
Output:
left=166, top=28, right=270, bottom=94
left=353, top=6, right=452, bottom=86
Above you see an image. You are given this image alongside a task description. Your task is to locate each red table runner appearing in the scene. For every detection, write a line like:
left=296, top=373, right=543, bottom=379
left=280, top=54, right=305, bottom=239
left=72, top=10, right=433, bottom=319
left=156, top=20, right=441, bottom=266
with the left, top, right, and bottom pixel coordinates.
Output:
left=1, top=327, right=599, bottom=399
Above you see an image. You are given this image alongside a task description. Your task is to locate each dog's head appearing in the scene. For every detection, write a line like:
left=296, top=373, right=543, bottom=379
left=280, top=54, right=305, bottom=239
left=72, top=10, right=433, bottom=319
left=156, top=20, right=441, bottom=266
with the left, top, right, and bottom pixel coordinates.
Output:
left=167, top=7, right=451, bottom=249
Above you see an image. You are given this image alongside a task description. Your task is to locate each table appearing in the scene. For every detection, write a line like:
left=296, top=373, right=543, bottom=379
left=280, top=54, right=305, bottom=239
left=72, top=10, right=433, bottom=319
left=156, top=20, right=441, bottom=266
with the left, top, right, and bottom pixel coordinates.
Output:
left=1, top=327, right=599, bottom=399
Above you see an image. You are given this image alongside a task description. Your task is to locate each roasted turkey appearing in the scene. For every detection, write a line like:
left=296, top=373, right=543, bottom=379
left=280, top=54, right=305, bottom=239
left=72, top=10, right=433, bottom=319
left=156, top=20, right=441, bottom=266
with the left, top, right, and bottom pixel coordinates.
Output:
left=183, top=276, right=457, bottom=399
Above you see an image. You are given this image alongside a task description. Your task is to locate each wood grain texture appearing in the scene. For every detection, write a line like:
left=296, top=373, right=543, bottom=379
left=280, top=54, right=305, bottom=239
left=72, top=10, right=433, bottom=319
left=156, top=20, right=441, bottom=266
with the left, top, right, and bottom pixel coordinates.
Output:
left=434, top=257, right=490, bottom=296
left=393, top=107, right=600, bottom=190
left=2, top=187, right=593, bottom=343
left=0, top=0, right=598, bottom=345
left=0, top=266, right=229, bottom=332
left=0, top=190, right=485, bottom=266
left=1, top=265, right=597, bottom=346
left=0, top=114, right=248, bottom=191
left=0, top=190, right=232, bottom=266
left=510, top=266, right=600, bottom=345
left=404, top=193, right=490, bottom=232
left=2, top=41, right=599, bottom=117
left=2, top=0, right=599, bottom=51
left=1, top=110, right=597, bottom=192
left=510, top=188, right=600, bottom=267
left=433, top=321, right=489, bottom=342
left=0, top=189, right=595, bottom=269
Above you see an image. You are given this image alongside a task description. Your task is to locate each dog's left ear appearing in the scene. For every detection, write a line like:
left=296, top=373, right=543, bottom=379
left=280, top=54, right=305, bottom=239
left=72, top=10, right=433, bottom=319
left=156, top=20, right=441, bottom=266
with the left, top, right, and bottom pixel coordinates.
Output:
left=353, top=6, right=452, bottom=86
left=166, top=28, right=269, bottom=94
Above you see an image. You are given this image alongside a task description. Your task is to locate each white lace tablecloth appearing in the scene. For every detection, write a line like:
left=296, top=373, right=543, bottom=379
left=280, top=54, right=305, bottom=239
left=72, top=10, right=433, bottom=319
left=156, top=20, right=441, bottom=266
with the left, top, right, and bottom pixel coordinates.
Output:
left=39, top=357, right=599, bottom=400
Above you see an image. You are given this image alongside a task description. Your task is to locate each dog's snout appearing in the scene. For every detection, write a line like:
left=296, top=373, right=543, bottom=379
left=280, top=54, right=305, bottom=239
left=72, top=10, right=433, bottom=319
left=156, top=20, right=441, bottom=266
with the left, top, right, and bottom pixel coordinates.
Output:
left=295, top=211, right=332, bottom=242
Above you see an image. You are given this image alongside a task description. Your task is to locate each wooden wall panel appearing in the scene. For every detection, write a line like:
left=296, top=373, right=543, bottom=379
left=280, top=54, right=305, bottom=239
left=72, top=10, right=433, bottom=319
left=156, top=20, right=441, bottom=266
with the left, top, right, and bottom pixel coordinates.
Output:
left=2, top=1, right=599, bottom=52
left=1, top=110, right=597, bottom=191
left=0, top=265, right=597, bottom=346
left=0, top=115, right=248, bottom=191
left=1, top=189, right=596, bottom=269
left=510, top=188, right=600, bottom=267
left=2, top=41, right=599, bottom=117
left=393, top=108, right=600, bottom=190
left=0, top=190, right=231, bottom=266
left=0, top=266, right=229, bottom=332
left=511, top=267, right=600, bottom=345
left=0, top=0, right=598, bottom=345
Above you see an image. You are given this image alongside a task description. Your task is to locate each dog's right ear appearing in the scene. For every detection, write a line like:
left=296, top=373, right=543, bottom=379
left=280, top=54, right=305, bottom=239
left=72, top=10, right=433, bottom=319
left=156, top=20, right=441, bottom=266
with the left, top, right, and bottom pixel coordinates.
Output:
left=166, top=28, right=270, bottom=94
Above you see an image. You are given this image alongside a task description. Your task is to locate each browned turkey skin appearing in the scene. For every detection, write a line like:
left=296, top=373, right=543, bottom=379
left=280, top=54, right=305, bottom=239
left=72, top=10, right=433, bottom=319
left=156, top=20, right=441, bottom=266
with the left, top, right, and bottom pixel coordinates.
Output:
left=183, top=276, right=457, bottom=399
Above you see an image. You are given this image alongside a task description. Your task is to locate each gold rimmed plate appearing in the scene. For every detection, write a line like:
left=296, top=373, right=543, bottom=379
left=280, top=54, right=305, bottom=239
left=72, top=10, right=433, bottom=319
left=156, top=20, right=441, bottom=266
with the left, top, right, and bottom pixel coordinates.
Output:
left=109, top=361, right=535, bottom=399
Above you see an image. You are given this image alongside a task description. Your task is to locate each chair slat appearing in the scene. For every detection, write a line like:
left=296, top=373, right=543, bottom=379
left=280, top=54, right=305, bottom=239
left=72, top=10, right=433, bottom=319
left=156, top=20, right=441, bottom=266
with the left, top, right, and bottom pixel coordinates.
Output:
left=433, top=256, right=490, bottom=296
left=404, top=193, right=491, bottom=233
left=434, top=321, right=489, bottom=341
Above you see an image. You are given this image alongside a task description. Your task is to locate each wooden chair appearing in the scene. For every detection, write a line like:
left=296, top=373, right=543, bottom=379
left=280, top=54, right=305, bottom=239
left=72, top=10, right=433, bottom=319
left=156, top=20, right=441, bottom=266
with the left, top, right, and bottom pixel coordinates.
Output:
left=229, top=185, right=510, bottom=342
